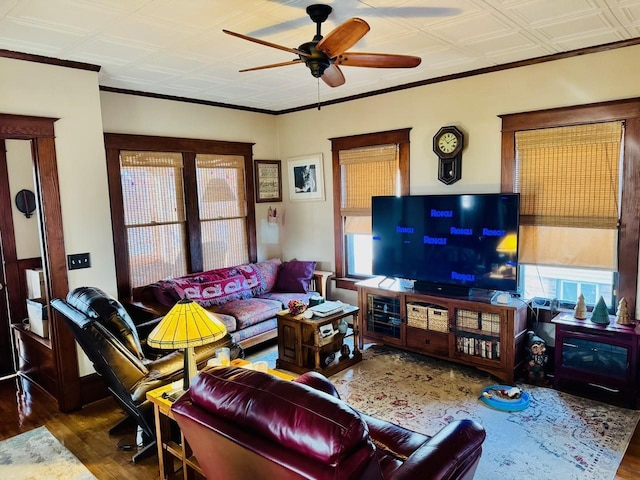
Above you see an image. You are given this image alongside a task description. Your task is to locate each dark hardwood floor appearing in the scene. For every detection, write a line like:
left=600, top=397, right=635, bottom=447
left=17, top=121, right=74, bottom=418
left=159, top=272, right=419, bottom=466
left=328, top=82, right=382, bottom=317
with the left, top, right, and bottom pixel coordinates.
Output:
left=0, top=376, right=161, bottom=479
left=0, top=372, right=639, bottom=479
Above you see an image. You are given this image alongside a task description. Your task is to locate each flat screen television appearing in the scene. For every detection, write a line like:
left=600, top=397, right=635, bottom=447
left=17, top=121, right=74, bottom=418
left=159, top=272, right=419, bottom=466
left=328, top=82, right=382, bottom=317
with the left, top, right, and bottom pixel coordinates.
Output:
left=372, top=193, right=520, bottom=295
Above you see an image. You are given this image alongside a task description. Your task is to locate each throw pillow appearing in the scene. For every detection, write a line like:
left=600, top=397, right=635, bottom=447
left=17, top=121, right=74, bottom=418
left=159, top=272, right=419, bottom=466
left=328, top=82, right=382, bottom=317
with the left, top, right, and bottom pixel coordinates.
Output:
left=254, top=258, right=282, bottom=293
left=151, top=281, right=181, bottom=306
left=274, top=260, right=316, bottom=293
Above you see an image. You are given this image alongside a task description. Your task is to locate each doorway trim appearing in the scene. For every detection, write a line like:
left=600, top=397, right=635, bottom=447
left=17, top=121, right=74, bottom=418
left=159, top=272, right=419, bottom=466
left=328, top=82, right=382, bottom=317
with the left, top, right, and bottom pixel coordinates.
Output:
left=0, top=113, right=80, bottom=412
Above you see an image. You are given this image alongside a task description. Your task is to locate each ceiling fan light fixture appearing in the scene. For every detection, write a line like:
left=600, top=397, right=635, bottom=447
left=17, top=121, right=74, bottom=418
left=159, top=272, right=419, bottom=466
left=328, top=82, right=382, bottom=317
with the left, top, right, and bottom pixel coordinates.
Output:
left=308, top=59, right=330, bottom=77
left=298, top=40, right=331, bottom=78
left=224, top=3, right=422, bottom=87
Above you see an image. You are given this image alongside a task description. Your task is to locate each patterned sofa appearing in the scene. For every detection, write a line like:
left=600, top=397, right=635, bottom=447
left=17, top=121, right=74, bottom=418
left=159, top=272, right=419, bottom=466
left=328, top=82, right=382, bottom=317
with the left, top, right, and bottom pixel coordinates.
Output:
left=131, top=259, right=329, bottom=349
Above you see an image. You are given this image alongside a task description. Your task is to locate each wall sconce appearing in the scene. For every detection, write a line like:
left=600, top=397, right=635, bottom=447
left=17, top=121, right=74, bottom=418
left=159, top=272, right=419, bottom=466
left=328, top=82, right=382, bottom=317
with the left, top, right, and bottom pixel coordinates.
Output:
left=15, top=189, right=36, bottom=218
left=267, top=206, right=278, bottom=224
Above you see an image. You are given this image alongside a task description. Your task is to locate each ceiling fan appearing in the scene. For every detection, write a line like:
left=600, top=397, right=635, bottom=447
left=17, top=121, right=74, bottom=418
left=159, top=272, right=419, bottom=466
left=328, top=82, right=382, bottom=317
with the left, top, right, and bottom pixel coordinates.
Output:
left=223, top=3, right=421, bottom=88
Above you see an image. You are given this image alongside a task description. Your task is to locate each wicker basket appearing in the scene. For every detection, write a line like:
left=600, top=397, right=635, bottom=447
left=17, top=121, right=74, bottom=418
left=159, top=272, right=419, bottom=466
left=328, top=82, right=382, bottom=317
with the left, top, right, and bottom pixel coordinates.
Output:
left=427, top=307, right=449, bottom=332
left=407, top=303, right=428, bottom=329
left=457, top=309, right=480, bottom=330
left=480, top=312, right=501, bottom=334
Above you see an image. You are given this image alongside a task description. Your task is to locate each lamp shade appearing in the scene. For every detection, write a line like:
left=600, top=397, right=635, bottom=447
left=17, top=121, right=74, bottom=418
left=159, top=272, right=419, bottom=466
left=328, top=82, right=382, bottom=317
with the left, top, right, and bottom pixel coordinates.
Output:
left=496, top=233, right=518, bottom=255
left=147, top=297, right=227, bottom=349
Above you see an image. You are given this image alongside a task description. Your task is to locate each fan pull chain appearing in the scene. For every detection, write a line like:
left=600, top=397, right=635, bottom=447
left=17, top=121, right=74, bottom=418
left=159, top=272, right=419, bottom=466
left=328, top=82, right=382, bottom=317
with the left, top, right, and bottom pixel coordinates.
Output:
left=317, top=78, right=321, bottom=110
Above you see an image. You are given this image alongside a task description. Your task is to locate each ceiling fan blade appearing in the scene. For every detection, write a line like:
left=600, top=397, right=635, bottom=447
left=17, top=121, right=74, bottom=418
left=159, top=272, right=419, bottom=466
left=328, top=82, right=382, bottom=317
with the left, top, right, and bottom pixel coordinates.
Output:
left=321, top=64, right=345, bottom=88
left=335, top=52, right=422, bottom=68
left=239, top=59, right=303, bottom=72
left=223, top=29, right=310, bottom=57
left=316, top=18, right=370, bottom=58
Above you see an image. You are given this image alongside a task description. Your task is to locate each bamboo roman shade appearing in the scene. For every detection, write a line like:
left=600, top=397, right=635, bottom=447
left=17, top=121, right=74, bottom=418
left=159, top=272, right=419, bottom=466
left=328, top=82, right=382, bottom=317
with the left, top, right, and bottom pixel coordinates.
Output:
left=340, top=144, right=398, bottom=235
left=196, top=154, right=248, bottom=270
left=120, top=151, right=188, bottom=288
left=514, top=121, right=622, bottom=269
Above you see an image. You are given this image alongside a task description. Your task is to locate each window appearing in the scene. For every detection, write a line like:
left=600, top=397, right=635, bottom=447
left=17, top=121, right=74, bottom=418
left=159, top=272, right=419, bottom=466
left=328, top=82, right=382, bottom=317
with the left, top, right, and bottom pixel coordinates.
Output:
left=515, top=121, right=622, bottom=308
left=105, top=134, right=256, bottom=299
left=120, top=151, right=188, bottom=288
left=523, top=265, right=614, bottom=307
left=196, top=154, right=249, bottom=270
left=501, top=99, right=640, bottom=314
left=330, top=129, right=410, bottom=288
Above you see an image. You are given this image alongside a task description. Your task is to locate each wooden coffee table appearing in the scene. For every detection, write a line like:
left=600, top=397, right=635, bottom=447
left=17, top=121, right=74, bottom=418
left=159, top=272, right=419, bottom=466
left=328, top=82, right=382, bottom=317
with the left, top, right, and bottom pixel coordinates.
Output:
left=276, top=305, right=361, bottom=376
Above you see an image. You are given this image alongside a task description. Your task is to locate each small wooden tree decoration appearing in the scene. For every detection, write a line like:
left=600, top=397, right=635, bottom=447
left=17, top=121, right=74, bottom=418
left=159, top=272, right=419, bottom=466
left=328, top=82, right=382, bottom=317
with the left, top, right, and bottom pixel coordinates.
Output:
left=574, top=294, right=587, bottom=320
left=616, top=297, right=632, bottom=325
left=590, top=296, right=610, bottom=325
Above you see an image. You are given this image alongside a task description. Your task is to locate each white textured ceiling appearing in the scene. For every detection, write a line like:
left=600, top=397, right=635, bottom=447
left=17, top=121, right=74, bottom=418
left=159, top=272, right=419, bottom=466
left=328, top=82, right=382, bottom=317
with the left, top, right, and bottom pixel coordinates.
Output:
left=1, top=0, right=640, bottom=112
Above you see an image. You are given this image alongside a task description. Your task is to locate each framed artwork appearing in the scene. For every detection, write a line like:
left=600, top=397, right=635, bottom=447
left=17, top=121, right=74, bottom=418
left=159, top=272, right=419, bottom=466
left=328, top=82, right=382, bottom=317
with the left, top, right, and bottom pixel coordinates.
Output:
left=288, top=154, right=325, bottom=201
left=254, top=160, right=282, bottom=203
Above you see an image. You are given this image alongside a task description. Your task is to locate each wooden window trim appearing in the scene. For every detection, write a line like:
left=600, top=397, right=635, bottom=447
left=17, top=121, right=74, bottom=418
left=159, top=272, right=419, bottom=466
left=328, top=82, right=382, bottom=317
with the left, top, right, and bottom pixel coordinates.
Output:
left=105, top=133, right=256, bottom=300
left=499, top=97, right=640, bottom=315
left=330, top=128, right=411, bottom=288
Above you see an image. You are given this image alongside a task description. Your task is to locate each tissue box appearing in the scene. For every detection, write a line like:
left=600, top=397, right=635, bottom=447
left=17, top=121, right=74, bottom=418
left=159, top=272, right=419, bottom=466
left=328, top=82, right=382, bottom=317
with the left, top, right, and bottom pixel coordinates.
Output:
left=26, top=298, right=49, bottom=338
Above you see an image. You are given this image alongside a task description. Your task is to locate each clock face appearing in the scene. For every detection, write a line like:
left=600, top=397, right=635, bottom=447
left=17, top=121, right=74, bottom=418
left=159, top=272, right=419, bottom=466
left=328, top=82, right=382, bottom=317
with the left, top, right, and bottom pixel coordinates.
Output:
left=438, top=132, right=459, bottom=154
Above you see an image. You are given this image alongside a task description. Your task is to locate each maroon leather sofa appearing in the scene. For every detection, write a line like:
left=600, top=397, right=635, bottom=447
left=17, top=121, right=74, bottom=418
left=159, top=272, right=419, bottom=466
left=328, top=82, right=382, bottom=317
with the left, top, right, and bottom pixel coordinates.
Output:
left=171, top=366, right=486, bottom=479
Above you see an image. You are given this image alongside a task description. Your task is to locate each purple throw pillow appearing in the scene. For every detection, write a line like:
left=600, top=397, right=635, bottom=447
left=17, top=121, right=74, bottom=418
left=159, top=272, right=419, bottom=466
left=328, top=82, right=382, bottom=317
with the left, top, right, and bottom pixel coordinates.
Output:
left=274, top=260, right=316, bottom=293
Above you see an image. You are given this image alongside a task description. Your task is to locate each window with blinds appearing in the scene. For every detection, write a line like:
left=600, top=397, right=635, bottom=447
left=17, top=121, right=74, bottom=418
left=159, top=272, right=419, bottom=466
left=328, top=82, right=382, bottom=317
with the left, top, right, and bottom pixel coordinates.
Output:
left=340, top=144, right=398, bottom=238
left=106, top=134, right=256, bottom=300
left=331, top=128, right=410, bottom=283
left=196, top=154, right=249, bottom=270
left=120, top=151, right=188, bottom=288
left=513, top=121, right=623, bottom=305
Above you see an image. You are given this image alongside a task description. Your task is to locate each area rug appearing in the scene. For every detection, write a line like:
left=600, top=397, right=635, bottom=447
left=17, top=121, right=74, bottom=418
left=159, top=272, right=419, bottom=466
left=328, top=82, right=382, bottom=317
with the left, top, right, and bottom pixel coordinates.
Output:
left=0, top=426, right=96, bottom=480
left=329, top=345, right=640, bottom=480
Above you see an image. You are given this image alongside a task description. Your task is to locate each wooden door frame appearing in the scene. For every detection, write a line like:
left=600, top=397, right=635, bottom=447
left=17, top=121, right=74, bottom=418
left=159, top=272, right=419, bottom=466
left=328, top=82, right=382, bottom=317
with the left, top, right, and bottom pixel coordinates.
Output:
left=0, top=139, right=15, bottom=375
left=0, top=113, right=80, bottom=412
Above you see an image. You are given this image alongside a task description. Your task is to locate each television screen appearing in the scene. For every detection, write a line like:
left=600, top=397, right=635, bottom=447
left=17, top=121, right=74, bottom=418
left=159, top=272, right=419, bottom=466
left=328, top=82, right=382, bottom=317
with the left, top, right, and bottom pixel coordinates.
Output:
left=372, top=193, right=519, bottom=294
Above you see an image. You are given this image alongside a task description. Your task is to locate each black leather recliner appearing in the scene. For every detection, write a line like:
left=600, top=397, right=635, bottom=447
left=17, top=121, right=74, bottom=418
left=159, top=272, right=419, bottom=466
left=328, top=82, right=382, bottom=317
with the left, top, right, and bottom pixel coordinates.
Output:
left=51, top=286, right=241, bottom=462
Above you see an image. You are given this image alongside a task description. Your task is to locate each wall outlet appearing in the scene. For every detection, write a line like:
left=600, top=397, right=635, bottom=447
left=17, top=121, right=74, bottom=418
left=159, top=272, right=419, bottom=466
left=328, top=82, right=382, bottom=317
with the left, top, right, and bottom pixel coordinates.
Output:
left=68, top=252, right=91, bottom=270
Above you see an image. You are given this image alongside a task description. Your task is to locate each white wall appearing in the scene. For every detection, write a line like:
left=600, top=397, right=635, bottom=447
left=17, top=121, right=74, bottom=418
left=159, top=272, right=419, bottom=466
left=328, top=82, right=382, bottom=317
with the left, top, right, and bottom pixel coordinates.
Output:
left=100, top=92, right=282, bottom=260
left=1, top=58, right=117, bottom=295
left=275, top=45, right=640, bottom=310
left=1, top=57, right=117, bottom=375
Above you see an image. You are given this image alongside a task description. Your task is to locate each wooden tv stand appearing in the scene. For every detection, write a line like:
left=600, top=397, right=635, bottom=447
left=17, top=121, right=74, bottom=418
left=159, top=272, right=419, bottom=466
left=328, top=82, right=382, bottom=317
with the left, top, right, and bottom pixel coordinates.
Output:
left=356, top=277, right=529, bottom=384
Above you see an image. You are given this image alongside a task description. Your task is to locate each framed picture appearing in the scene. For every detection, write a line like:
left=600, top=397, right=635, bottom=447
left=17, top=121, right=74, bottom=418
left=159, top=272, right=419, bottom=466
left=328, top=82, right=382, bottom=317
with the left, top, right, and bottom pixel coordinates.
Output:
left=288, top=153, right=325, bottom=201
left=254, top=160, right=282, bottom=203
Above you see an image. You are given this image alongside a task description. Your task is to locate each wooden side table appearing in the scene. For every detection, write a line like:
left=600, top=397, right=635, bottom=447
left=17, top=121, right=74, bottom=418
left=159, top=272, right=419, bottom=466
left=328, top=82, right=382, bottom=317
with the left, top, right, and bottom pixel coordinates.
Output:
left=146, top=381, right=199, bottom=480
left=276, top=305, right=361, bottom=376
left=146, top=359, right=294, bottom=479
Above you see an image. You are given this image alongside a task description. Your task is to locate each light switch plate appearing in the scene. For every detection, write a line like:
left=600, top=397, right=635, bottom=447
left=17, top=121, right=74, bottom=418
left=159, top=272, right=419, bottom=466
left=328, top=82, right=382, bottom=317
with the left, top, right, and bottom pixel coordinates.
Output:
left=68, top=253, right=91, bottom=270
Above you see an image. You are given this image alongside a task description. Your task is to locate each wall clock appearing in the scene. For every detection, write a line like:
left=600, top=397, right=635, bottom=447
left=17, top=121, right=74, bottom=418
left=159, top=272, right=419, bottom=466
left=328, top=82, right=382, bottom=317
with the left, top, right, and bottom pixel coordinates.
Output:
left=433, top=126, right=464, bottom=185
